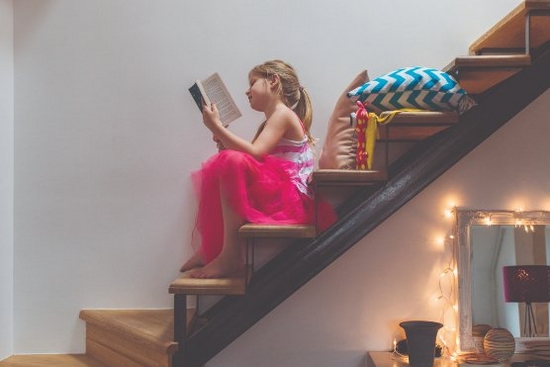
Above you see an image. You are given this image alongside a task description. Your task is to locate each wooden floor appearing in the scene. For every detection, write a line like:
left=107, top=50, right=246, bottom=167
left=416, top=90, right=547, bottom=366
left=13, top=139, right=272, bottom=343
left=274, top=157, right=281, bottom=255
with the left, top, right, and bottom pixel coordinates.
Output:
left=0, top=354, right=109, bottom=367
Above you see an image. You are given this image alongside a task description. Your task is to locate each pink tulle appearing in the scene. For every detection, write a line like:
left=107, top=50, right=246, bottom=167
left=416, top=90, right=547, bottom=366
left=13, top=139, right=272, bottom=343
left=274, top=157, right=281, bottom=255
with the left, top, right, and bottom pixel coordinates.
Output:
left=191, top=150, right=336, bottom=264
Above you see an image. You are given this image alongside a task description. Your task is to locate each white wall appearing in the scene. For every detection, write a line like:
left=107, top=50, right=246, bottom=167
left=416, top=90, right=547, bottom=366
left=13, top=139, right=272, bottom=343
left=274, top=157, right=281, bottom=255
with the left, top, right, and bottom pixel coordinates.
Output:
left=11, top=0, right=540, bottom=365
left=0, top=0, right=14, bottom=360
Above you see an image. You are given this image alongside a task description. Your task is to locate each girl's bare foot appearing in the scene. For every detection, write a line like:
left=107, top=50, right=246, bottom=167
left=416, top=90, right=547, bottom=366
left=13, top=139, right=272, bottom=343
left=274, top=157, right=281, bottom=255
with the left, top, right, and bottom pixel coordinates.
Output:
left=189, top=256, right=244, bottom=279
left=180, top=251, right=204, bottom=272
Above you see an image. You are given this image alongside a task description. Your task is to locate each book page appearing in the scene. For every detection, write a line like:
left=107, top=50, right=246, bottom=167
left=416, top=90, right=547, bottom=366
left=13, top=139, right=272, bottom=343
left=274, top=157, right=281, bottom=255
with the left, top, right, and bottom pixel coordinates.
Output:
left=201, top=73, right=242, bottom=126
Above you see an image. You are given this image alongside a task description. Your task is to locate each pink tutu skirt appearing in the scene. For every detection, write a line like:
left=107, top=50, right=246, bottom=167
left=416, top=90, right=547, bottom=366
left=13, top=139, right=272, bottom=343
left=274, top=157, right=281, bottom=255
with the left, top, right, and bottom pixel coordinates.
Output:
left=191, top=150, right=336, bottom=264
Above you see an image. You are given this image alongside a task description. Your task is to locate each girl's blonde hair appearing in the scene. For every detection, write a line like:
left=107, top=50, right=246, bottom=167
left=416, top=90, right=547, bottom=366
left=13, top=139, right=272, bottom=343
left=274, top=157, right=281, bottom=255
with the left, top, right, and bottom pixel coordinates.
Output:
left=250, top=60, right=314, bottom=144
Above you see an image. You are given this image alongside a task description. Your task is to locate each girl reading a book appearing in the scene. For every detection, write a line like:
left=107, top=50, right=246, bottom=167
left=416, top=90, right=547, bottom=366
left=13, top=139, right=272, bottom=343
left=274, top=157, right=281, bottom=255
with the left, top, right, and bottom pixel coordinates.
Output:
left=181, top=59, right=336, bottom=279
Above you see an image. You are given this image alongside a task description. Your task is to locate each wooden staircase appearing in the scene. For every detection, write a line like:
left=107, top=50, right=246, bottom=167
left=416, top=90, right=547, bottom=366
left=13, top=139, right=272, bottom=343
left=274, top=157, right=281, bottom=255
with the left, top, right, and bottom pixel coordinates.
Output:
left=2, top=2, right=549, bottom=366
left=170, top=2, right=550, bottom=365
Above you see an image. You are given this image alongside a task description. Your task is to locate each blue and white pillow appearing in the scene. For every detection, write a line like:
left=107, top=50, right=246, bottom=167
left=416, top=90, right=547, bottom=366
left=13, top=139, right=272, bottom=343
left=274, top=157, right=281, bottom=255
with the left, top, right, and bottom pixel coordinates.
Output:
left=347, top=66, right=476, bottom=115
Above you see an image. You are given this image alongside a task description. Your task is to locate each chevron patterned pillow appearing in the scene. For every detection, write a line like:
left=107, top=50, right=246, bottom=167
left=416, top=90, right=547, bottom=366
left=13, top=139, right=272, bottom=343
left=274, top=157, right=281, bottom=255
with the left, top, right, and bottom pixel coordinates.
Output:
left=347, top=66, right=476, bottom=114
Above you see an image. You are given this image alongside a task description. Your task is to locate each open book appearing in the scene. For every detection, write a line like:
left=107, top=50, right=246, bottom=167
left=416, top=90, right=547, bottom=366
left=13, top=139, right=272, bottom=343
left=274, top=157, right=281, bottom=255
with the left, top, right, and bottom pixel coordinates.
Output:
left=189, top=72, right=242, bottom=126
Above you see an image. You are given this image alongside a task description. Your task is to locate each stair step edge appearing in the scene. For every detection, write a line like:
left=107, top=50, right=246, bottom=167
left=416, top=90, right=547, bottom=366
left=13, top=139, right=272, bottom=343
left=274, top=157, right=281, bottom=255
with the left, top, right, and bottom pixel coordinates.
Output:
left=312, top=169, right=389, bottom=185
left=0, top=354, right=108, bottom=367
left=169, top=270, right=248, bottom=295
left=388, top=110, right=459, bottom=124
left=238, top=223, right=316, bottom=238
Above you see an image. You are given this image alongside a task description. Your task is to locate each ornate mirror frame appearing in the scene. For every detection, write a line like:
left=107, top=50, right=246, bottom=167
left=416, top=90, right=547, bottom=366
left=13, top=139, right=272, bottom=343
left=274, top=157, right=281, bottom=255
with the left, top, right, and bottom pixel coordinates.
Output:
left=454, top=208, right=550, bottom=352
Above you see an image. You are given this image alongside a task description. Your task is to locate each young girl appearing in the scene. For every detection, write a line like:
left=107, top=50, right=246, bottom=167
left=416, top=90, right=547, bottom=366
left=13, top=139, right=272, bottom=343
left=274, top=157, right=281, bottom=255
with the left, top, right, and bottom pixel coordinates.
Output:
left=181, top=59, right=336, bottom=279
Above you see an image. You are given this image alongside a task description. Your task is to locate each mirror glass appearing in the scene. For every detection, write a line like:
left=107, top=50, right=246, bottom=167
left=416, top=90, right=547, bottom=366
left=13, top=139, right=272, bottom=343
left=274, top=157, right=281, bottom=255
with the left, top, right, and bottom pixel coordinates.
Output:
left=455, top=209, right=550, bottom=351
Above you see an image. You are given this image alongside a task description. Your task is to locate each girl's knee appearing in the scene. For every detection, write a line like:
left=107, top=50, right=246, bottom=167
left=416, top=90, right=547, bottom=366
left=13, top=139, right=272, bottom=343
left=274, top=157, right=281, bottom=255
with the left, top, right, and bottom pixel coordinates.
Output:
left=217, top=150, right=253, bottom=170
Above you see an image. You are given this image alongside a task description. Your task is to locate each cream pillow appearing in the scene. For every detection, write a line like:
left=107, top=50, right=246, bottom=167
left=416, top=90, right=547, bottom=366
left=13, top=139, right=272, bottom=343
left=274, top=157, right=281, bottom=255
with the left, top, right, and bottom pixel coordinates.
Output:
left=319, top=70, right=369, bottom=169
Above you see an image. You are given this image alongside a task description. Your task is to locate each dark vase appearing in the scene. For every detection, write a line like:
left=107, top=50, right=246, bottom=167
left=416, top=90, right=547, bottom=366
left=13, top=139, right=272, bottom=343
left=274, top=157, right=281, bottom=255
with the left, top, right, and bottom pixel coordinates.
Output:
left=399, top=320, right=443, bottom=367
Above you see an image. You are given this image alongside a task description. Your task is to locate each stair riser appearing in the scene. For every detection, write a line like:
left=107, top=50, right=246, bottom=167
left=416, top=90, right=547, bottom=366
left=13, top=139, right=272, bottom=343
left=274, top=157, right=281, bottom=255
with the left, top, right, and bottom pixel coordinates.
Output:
left=87, top=325, right=171, bottom=367
left=87, top=340, right=145, bottom=367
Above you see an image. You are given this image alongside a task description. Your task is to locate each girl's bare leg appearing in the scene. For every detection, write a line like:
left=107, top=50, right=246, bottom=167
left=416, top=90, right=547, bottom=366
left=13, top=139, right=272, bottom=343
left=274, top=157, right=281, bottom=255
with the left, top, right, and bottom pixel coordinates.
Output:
left=189, top=188, right=245, bottom=279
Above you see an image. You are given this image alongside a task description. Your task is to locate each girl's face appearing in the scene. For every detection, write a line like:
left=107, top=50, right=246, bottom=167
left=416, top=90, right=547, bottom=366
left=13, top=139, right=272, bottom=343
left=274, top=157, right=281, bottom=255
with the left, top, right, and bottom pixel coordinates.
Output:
left=246, top=72, right=271, bottom=112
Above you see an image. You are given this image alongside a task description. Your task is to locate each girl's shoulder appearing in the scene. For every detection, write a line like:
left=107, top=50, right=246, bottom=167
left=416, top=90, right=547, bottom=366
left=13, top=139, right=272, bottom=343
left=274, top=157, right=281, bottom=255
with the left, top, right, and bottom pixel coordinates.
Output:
left=273, top=105, right=303, bottom=127
left=270, top=105, right=297, bottom=121
left=270, top=106, right=304, bottom=140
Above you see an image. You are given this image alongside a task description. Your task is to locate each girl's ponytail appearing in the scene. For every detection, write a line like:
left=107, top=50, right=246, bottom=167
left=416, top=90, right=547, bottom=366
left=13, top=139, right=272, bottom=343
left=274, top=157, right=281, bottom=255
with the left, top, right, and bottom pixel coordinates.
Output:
left=293, top=87, right=314, bottom=144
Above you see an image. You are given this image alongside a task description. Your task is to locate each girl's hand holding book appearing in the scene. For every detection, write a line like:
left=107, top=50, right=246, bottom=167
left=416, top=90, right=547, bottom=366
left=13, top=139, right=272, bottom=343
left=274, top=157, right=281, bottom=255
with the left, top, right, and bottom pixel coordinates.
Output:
left=202, top=102, right=222, bottom=131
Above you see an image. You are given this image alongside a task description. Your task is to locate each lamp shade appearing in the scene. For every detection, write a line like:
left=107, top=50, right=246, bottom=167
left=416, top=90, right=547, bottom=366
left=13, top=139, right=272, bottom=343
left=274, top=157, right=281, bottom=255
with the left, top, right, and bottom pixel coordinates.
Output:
left=503, top=265, right=550, bottom=303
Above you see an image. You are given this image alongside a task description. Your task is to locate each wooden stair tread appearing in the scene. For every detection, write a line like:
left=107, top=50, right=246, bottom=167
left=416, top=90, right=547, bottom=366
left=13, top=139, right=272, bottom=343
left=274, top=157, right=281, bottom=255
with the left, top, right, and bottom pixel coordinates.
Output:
left=239, top=223, right=316, bottom=238
left=79, top=308, right=185, bottom=355
left=469, top=0, right=550, bottom=55
left=169, top=268, right=248, bottom=295
left=447, top=54, right=532, bottom=68
left=378, top=110, right=459, bottom=142
left=388, top=110, right=459, bottom=124
left=444, top=54, right=532, bottom=94
left=0, top=354, right=108, bottom=367
left=312, top=169, right=388, bottom=186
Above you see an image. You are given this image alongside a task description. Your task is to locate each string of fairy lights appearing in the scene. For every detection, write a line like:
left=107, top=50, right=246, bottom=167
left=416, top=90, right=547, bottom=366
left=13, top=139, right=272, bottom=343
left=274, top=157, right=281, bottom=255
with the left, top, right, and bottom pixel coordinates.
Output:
left=392, top=204, right=459, bottom=360
left=436, top=205, right=458, bottom=358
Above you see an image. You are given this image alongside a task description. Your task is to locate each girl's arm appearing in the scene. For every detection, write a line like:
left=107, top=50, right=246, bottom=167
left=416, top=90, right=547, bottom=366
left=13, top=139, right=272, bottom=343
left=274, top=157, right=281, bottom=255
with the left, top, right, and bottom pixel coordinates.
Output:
left=203, top=103, right=290, bottom=159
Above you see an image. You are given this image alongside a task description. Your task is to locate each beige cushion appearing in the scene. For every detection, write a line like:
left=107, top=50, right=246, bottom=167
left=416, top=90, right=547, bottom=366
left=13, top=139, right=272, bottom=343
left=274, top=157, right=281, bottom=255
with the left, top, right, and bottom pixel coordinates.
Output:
left=319, top=70, right=369, bottom=169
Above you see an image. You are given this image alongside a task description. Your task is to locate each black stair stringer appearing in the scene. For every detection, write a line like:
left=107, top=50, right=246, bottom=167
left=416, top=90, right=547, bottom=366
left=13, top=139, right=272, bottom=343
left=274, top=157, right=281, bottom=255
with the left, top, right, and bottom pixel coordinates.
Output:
left=183, top=49, right=550, bottom=367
